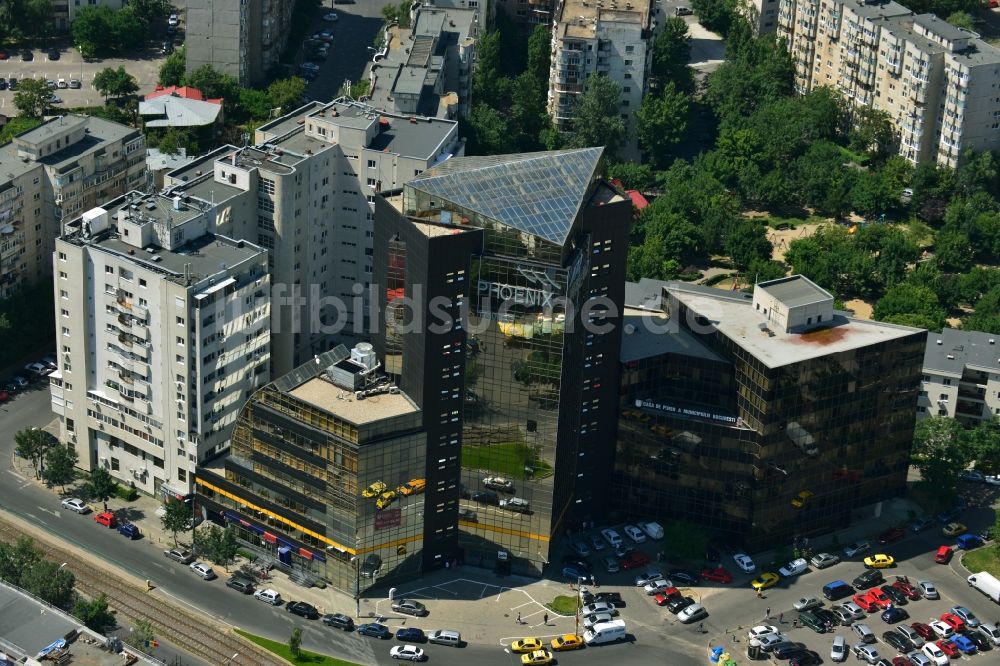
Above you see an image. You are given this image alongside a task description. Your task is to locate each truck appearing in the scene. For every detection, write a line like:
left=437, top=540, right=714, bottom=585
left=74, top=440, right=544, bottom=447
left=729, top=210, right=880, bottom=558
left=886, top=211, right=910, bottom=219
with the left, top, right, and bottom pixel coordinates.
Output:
left=968, top=571, right=1000, bottom=603
left=583, top=619, right=627, bottom=645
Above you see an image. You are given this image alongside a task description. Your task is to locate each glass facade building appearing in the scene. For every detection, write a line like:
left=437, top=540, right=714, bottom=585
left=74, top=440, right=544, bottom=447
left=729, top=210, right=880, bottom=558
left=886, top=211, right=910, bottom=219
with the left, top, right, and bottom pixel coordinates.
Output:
left=374, top=148, right=633, bottom=575
left=614, top=279, right=926, bottom=550
left=195, top=345, right=429, bottom=594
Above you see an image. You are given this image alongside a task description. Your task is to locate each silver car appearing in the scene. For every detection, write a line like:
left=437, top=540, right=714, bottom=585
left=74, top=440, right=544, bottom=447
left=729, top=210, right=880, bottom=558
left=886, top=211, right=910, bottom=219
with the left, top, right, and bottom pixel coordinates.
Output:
left=189, top=562, right=216, bottom=580
left=851, top=622, right=875, bottom=643
left=830, top=635, right=847, bottom=663
left=601, top=555, right=620, bottom=573
left=582, top=612, right=613, bottom=629
left=918, top=580, right=939, bottom=599
left=852, top=643, right=880, bottom=664
left=582, top=601, right=617, bottom=616
left=895, top=625, right=925, bottom=648
left=810, top=552, right=840, bottom=569
left=793, top=596, right=822, bottom=611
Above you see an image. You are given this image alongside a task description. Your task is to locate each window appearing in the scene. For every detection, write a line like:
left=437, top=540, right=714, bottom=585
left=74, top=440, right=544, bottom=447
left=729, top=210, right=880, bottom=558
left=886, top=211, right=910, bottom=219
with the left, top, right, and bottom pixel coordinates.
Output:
left=61, top=308, right=69, bottom=317
left=139, top=278, right=147, bottom=287
left=62, top=326, right=70, bottom=336
left=258, top=178, right=275, bottom=195
left=625, top=45, right=634, bottom=54
left=58, top=252, right=66, bottom=261
left=176, top=316, right=184, bottom=326
left=176, top=336, right=184, bottom=345
left=106, top=266, right=114, bottom=274
left=177, top=468, right=187, bottom=482
left=367, top=159, right=376, bottom=169
left=59, top=271, right=67, bottom=279
left=176, top=354, right=184, bottom=364
left=60, top=290, right=68, bottom=299
left=111, top=457, right=120, bottom=471
left=940, top=393, right=948, bottom=400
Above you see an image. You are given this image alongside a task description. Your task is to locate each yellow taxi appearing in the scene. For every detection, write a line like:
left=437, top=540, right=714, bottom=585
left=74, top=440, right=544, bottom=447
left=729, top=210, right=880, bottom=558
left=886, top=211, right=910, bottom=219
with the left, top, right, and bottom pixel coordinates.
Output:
left=550, top=634, right=584, bottom=651
left=362, top=481, right=387, bottom=498
left=791, top=490, right=814, bottom=509
left=521, top=649, right=553, bottom=665
left=751, top=572, right=780, bottom=590
left=863, top=553, right=895, bottom=569
left=397, top=478, right=426, bottom=496
left=510, top=638, right=543, bottom=654
left=375, top=490, right=397, bottom=510
left=943, top=522, right=967, bottom=537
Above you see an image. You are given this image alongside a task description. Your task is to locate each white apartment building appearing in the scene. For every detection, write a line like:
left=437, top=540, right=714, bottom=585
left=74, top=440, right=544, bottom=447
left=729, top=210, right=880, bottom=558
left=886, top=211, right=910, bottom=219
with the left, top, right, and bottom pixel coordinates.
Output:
left=51, top=193, right=270, bottom=496
left=919, top=328, right=1000, bottom=426
left=186, top=0, right=294, bottom=85
left=0, top=115, right=145, bottom=298
left=746, top=0, right=781, bottom=33
left=154, top=99, right=462, bottom=374
left=778, top=0, right=1000, bottom=167
left=548, top=0, right=654, bottom=159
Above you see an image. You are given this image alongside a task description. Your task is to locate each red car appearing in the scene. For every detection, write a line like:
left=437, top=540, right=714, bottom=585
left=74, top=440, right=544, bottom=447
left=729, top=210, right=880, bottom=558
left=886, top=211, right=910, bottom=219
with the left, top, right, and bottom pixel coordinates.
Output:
left=911, top=622, right=935, bottom=640
left=892, top=580, right=921, bottom=600
left=94, top=511, right=116, bottom=528
left=940, top=613, right=965, bottom=632
left=868, top=588, right=892, bottom=609
left=654, top=587, right=681, bottom=605
left=854, top=593, right=879, bottom=613
left=0, top=389, right=9, bottom=403
left=620, top=550, right=649, bottom=570
left=891, top=658, right=914, bottom=666
left=701, top=567, right=733, bottom=583
left=878, top=527, right=905, bottom=545
left=936, top=640, right=960, bottom=658
left=934, top=545, right=953, bottom=564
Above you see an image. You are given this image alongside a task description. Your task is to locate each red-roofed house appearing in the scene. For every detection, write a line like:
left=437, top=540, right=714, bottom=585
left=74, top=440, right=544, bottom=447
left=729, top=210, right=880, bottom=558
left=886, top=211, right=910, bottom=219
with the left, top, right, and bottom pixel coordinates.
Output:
left=146, top=86, right=223, bottom=106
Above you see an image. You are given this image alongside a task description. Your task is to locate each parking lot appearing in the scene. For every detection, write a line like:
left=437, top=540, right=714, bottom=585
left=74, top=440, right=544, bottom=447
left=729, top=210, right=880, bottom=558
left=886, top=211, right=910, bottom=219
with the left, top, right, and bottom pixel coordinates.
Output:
left=0, top=46, right=168, bottom=112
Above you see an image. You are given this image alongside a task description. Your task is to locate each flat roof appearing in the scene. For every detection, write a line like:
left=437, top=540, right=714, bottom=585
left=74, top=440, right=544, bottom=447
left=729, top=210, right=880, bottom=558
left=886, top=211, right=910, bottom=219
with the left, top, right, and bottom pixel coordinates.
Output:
left=667, top=283, right=924, bottom=368
left=289, top=377, right=419, bottom=424
left=367, top=113, right=455, bottom=160
left=556, top=0, right=652, bottom=39
left=756, top=275, right=833, bottom=308
left=94, top=233, right=262, bottom=285
left=256, top=101, right=325, bottom=141
left=620, top=307, right=726, bottom=363
left=923, top=327, right=1000, bottom=375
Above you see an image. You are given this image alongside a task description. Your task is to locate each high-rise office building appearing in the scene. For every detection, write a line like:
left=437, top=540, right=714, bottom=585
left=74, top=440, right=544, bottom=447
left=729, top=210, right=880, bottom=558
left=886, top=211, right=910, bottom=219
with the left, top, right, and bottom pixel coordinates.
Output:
left=373, top=147, right=633, bottom=574
left=186, top=0, right=294, bottom=86
left=548, top=0, right=654, bottom=159
left=778, top=0, right=1000, bottom=167
left=52, top=192, right=270, bottom=496
left=918, top=327, right=1000, bottom=426
left=196, top=344, right=437, bottom=592
left=614, top=276, right=926, bottom=550
left=0, top=115, right=145, bottom=298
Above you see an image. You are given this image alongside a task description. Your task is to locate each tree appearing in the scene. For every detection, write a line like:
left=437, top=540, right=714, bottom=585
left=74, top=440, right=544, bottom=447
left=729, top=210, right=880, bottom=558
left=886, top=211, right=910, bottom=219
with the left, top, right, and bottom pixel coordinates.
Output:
left=509, top=71, right=548, bottom=151
left=20, top=559, right=75, bottom=607
left=193, top=524, right=238, bottom=570
left=607, top=162, right=656, bottom=191
left=911, top=417, right=972, bottom=504
left=0, top=537, right=43, bottom=585
left=267, top=77, right=307, bottom=114
left=74, top=594, right=116, bottom=632
left=726, top=218, right=773, bottom=271
left=873, top=283, right=946, bottom=331
left=650, top=17, right=693, bottom=91
left=637, top=82, right=689, bottom=167
left=691, top=0, right=739, bottom=35
left=946, top=11, right=974, bottom=31
left=14, top=428, right=52, bottom=479
left=526, top=24, right=551, bottom=85
left=185, top=64, right=240, bottom=102
left=289, top=627, right=303, bottom=658
left=127, top=0, right=172, bottom=23
left=42, top=443, right=78, bottom=491
left=86, top=467, right=118, bottom=512
left=13, top=78, right=52, bottom=119
left=663, top=519, right=707, bottom=560
left=566, top=74, right=626, bottom=158
left=158, top=48, right=186, bottom=87
left=934, top=228, right=974, bottom=272
left=129, top=619, right=156, bottom=654
left=93, top=67, right=138, bottom=103
left=238, top=88, right=273, bottom=121
left=966, top=419, right=1000, bottom=474
left=471, top=31, right=502, bottom=108
left=161, top=497, right=193, bottom=546
left=848, top=106, right=895, bottom=160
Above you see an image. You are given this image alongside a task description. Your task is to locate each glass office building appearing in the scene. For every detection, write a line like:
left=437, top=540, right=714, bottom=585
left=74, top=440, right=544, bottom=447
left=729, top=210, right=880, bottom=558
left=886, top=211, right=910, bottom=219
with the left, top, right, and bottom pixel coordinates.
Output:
left=614, top=277, right=926, bottom=550
left=374, top=148, right=633, bottom=575
left=195, top=344, right=429, bottom=594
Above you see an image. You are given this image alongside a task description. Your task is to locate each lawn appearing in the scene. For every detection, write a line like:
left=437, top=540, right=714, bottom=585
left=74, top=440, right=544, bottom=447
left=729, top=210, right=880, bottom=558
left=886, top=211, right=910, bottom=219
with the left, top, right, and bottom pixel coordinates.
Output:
left=234, top=629, right=363, bottom=666
left=546, top=595, right=582, bottom=615
left=963, top=546, right=1000, bottom=578
left=461, top=442, right=553, bottom=480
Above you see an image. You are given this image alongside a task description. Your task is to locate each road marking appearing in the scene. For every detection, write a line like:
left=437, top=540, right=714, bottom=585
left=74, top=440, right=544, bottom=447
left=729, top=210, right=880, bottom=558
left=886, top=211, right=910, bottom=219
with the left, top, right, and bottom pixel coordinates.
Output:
left=38, top=507, right=60, bottom=518
left=6, top=469, right=25, bottom=481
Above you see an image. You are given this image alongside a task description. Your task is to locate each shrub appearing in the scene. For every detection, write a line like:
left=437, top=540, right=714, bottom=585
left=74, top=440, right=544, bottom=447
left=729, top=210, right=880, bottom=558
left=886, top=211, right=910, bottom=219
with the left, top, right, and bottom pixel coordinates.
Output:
left=114, top=485, right=139, bottom=501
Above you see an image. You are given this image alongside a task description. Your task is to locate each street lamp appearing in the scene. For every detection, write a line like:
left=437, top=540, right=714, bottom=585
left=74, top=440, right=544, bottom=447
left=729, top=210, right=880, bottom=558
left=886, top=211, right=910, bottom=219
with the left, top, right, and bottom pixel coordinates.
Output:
left=350, top=555, right=361, bottom=618
left=575, top=575, right=583, bottom=636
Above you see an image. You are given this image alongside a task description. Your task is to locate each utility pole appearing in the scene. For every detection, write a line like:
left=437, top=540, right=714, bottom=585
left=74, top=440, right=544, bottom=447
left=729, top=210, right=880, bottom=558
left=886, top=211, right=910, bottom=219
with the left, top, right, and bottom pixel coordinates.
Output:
left=575, top=575, right=583, bottom=636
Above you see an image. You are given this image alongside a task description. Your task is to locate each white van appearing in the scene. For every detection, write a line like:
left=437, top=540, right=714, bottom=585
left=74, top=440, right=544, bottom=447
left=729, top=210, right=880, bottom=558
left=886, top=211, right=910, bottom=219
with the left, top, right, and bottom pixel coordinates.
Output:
left=584, top=619, right=626, bottom=645
left=600, top=528, right=623, bottom=548
left=637, top=520, right=664, bottom=540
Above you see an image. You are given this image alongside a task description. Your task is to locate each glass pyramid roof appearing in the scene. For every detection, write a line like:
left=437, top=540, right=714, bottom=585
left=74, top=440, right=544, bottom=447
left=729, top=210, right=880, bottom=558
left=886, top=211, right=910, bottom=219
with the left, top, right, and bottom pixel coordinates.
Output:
left=407, top=147, right=604, bottom=246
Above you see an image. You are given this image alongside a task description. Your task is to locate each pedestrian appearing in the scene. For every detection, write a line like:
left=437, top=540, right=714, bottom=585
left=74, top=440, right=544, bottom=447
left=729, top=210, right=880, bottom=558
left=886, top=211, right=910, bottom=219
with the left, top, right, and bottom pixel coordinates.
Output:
left=765, top=607, right=771, bottom=619
left=698, top=622, right=704, bottom=633
left=517, top=612, right=522, bottom=624
left=756, top=588, right=763, bottom=599
left=779, top=612, right=784, bottom=623
left=544, top=613, right=549, bottom=625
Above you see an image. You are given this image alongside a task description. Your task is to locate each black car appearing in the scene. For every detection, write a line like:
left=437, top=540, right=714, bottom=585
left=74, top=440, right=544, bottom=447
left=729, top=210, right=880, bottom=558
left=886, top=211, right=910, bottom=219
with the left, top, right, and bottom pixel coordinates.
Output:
left=666, top=595, right=695, bottom=614
left=561, top=556, right=592, bottom=572
left=322, top=613, right=354, bottom=631
left=396, top=627, right=427, bottom=642
left=0, top=80, right=6, bottom=90
left=8, top=78, right=17, bottom=90
left=853, top=569, right=883, bottom=589
left=225, top=576, right=255, bottom=594
left=21, top=50, right=32, bottom=61
left=788, top=651, right=822, bottom=666
left=286, top=601, right=319, bottom=619
left=880, top=585, right=907, bottom=605
left=813, top=608, right=837, bottom=628
left=668, top=569, right=700, bottom=586
left=471, top=491, right=499, bottom=505
left=48, top=50, right=59, bottom=60
left=767, top=642, right=806, bottom=657
left=882, top=630, right=913, bottom=652
left=358, top=623, right=392, bottom=639
left=594, top=591, right=624, bottom=607
left=960, top=630, right=991, bottom=651
left=704, top=545, right=721, bottom=562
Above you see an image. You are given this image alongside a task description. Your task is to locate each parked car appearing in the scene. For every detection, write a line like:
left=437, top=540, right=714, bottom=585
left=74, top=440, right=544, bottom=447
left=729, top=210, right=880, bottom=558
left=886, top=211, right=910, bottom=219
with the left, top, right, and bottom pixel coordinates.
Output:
left=226, top=576, right=255, bottom=594
left=895, top=625, right=926, bottom=649
left=892, top=578, right=921, bottom=600
left=637, top=520, right=664, bottom=539
left=918, top=580, right=940, bottom=599
left=254, top=588, right=282, bottom=605
left=189, top=562, right=216, bottom=580
left=570, top=540, right=591, bottom=557
left=601, top=555, right=620, bottom=573
left=950, top=606, right=980, bottom=628
left=831, top=635, right=847, bottom=662
left=117, top=523, right=140, bottom=539
left=677, top=603, right=708, bottom=623
left=358, top=623, right=392, bottom=639
left=878, top=527, right=906, bottom=545
left=844, top=541, right=871, bottom=557
left=853, top=569, right=884, bottom=589
left=779, top=558, right=808, bottom=577
left=620, top=550, right=649, bottom=570
left=882, top=607, right=909, bottom=624
left=911, top=623, right=936, bottom=640
left=880, top=584, right=908, bottom=605
left=810, top=552, right=841, bottom=569
left=94, top=511, right=116, bottom=528
left=483, top=476, right=514, bottom=492
left=852, top=643, right=881, bottom=664
left=61, top=498, right=90, bottom=514
left=594, top=591, right=624, bottom=607
left=623, top=524, right=647, bottom=543
left=934, top=545, right=953, bottom=564
left=666, top=595, right=695, bottom=614
left=701, top=567, right=733, bottom=583
left=164, top=548, right=195, bottom=564
left=852, top=623, right=876, bottom=643
left=733, top=553, right=756, bottom=573
left=942, top=522, right=966, bottom=537
left=960, top=469, right=985, bottom=483
left=863, top=553, right=895, bottom=569
left=668, top=569, right=699, bottom=586
left=883, top=631, right=914, bottom=653
left=909, top=517, right=934, bottom=532
left=395, top=627, right=426, bottom=642
left=752, top=572, right=780, bottom=590
left=389, top=645, right=426, bottom=662
left=25, top=362, right=51, bottom=376
left=286, top=601, right=319, bottom=619
left=323, top=12, right=340, bottom=21
left=322, top=613, right=355, bottom=631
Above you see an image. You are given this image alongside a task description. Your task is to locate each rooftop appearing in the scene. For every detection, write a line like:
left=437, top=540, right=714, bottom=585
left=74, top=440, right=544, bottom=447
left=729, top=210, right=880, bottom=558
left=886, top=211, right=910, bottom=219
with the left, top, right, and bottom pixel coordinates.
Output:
left=289, top=377, right=419, bottom=424
left=94, top=233, right=262, bottom=286
left=667, top=282, right=923, bottom=368
left=923, top=327, right=1000, bottom=376
left=756, top=275, right=833, bottom=308
left=256, top=101, right=325, bottom=142
left=140, top=94, right=223, bottom=127
left=556, top=0, right=653, bottom=39
left=620, top=306, right=725, bottom=363
left=146, top=85, right=222, bottom=104
left=406, top=147, right=604, bottom=246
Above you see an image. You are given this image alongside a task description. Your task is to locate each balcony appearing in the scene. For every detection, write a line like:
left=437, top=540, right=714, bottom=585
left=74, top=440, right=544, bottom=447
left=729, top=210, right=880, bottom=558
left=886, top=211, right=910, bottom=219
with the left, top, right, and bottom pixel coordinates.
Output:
left=119, top=370, right=134, bottom=385
left=957, top=386, right=985, bottom=402
left=118, top=332, right=133, bottom=348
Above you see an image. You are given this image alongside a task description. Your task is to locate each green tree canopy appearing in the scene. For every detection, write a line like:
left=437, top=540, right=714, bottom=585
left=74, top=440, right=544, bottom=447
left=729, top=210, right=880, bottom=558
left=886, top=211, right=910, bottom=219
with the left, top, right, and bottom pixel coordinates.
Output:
left=566, top=74, right=626, bottom=158
left=725, top=218, right=773, bottom=271
left=13, top=78, right=52, bottom=119
left=186, top=64, right=241, bottom=102
left=637, top=81, right=689, bottom=168
left=42, top=443, right=78, bottom=491
left=650, top=17, right=694, bottom=91
left=873, top=282, right=946, bottom=331
left=93, top=67, right=139, bottom=102
left=15, top=428, right=52, bottom=479
left=161, top=497, right=193, bottom=546
left=158, top=48, right=186, bottom=87
left=86, top=467, right=118, bottom=512
left=607, top=162, right=656, bottom=191
left=267, top=77, right=307, bottom=114
left=911, top=416, right=972, bottom=504
left=74, top=594, right=116, bottom=632
left=20, top=559, right=75, bottom=607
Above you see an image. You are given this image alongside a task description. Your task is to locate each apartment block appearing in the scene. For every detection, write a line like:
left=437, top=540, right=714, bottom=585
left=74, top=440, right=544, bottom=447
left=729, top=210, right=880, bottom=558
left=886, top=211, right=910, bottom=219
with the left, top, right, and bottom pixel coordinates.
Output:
left=778, top=0, right=1000, bottom=167
left=747, top=0, right=782, bottom=33
left=548, top=0, right=654, bottom=159
left=368, top=0, right=485, bottom=119
left=52, top=192, right=270, bottom=497
left=918, top=328, right=1000, bottom=426
left=0, top=115, right=145, bottom=298
left=155, top=100, right=462, bottom=374
left=52, top=1, right=124, bottom=31
left=186, top=0, right=294, bottom=86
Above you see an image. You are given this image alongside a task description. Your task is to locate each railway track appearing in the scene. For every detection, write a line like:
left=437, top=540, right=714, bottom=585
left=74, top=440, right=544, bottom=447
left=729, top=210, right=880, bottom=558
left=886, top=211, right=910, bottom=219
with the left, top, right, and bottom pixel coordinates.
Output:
left=0, top=518, right=283, bottom=666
